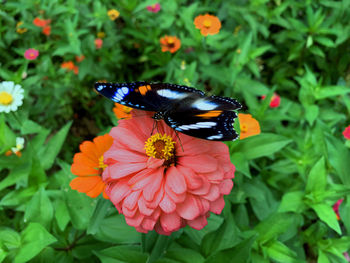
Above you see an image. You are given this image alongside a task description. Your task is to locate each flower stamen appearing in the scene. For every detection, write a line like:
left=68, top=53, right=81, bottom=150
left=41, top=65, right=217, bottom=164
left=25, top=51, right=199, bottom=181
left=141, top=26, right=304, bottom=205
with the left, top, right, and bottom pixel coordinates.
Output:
left=240, top=123, right=248, bottom=133
left=203, top=20, right=212, bottom=28
left=98, top=155, right=107, bottom=171
left=0, top=91, right=13, bottom=105
left=145, top=133, right=176, bottom=165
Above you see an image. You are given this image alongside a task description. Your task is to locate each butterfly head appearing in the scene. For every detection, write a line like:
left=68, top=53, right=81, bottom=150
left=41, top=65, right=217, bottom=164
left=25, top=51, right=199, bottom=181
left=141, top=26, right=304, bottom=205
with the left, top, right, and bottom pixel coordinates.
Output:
left=152, top=111, right=165, bottom=120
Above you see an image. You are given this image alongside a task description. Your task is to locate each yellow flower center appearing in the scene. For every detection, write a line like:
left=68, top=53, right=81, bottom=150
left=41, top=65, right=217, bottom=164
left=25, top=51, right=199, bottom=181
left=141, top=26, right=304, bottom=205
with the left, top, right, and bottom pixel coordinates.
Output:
left=203, top=20, right=212, bottom=28
left=240, top=123, right=248, bottom=133
left=144, top=133, right=176, bottom=162
left=167, top=37, right=174, bottom=44
left=98, top=155, right=107, bottom=170
left=0, top=91, right=13, bottom=105
left=151, top=4, right=157, bottom=8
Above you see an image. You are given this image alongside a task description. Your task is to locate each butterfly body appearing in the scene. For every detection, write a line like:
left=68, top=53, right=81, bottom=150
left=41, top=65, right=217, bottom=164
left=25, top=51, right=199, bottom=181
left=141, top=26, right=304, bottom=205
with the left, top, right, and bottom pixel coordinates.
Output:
left=95, top=82, right=241, bottom=141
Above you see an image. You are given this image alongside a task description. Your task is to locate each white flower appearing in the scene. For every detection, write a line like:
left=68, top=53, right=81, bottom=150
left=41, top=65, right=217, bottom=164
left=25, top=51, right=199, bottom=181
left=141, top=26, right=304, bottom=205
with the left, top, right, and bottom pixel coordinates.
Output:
left=11, top=137, right=25, bottom=154
left=0, top=81, right=24, bottom=113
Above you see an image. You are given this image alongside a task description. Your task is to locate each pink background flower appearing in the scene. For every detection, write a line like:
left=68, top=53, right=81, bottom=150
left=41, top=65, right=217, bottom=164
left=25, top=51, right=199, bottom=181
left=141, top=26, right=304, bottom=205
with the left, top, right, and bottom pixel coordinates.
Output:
left=102, top=111, right=235, bottom=235
left=262, top=93, right=281, bottom=108
left=333, top=199, right=344, bottom=220
left=147, top=3, right=161, bottom=13
left=24, top=48, right=39, bottom=60
left=343, top=126, right=350, bottom=139
left=95, top=38, right=103, bottom=49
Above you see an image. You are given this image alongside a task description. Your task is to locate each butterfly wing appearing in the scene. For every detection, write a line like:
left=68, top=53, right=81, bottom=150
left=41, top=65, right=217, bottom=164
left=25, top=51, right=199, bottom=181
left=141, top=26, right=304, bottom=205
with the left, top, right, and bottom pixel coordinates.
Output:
left=164, top=96, right=241, bottom=141
left=94, top=82, right=205, bottom=112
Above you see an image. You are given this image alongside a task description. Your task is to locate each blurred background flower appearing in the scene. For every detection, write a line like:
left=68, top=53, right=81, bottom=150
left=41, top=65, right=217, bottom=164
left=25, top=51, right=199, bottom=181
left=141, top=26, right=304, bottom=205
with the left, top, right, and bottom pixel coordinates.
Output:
left=0, top=81, right=24, bottom=113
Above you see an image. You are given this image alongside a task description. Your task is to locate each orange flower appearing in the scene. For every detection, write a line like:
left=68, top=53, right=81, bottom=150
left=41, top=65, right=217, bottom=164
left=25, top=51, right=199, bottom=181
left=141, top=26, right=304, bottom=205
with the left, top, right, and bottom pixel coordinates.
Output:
left=61, top=61, right=79, bottom=75
left=42, top=25, right=51, bottom=36
left=194, top=14, right=221, bottom=36
left=33, top=17, right=50, bottom=27
left=113, top=103, right=133, bottom=119
left=107, top=9, right=120, bottom=20
left=33, top=18, right=51, bottom=36
left=238, top=113, right=261, bottom=140
left=61, top=61, right=75, bottom=70
left=160, top=35, right=181, bottom=53
left=70, top=134, right=113, bottom=198
left=75, top=55, right=85, bottom=63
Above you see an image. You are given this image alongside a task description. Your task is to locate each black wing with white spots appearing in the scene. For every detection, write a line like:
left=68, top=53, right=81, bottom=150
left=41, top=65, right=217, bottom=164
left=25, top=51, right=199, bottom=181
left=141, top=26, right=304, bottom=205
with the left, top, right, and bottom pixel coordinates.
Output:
left=94, top=82, right=205, bottom=112
left=94, top=82, right=242, bottom=141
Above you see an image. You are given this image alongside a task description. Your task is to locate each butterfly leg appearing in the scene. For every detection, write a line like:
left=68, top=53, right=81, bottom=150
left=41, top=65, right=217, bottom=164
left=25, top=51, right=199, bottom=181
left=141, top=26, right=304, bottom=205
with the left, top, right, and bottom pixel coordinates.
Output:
left=174, top=130, right=184, bottom=152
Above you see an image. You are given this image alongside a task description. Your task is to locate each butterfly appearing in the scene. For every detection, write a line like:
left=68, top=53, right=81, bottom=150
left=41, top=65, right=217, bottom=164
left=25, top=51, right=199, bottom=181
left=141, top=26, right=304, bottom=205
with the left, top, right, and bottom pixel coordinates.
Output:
left=94, top=82, right=242, bottom=141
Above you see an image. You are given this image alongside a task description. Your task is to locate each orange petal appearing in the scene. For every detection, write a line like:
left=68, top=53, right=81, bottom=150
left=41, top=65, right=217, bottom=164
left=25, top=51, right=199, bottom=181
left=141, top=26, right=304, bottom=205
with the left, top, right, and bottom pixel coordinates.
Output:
left=69, top=176, right=103, bottom=196
left=71, top=162, right=99, bottom=176
left=102, top=188, right=109, bottom=199
left=86, top=180, right=106, bottom=198
left=79, top=141, right=99, bottom=160
left=73, top=152, right=98, bottom=168
left=93, top=134, right=113, bottom=157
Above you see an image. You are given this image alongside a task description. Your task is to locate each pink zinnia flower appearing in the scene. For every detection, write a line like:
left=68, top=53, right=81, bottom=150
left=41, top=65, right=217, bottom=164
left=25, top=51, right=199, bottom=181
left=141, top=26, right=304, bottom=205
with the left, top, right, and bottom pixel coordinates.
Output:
left=343, top=126, right=350, bottom=140
left=103, top=111, right=235, bottom=235
left=333, top=199, right=344, bottom=220
left=95, top=38, right=103, bottom=49
left=24, top=49, right=39, bottom=60
left=147, top=3, right=161, bottom=13
left=344, top=252, right=350, bottom=262
left=262, top=93, right=281, bottom=108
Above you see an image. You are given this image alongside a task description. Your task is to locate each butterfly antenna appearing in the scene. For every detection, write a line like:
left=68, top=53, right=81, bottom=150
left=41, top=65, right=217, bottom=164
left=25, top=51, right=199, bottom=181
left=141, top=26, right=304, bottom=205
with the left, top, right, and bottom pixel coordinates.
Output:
left=174, top=130, right=184, bottom=152
left=151, top=120, right=157, bottom=136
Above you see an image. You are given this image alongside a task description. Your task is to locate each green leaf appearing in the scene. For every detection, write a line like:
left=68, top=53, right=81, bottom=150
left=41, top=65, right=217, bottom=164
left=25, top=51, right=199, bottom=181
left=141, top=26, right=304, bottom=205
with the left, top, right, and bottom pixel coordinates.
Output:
left=306, top=35, right=313, bottom=48
left=0, top=114, right=16, bottom=154
left=93, top=246, right=147, bottom=263
left=24, top=188, right=54, bottom=229
left=87, top=197, right=113, bottom=235
left=64, top=189, right=96, bottom=230
left=278, top=191, right=305, bottom=213
left=317, top=249, right=331, bottom=263
left=243, top=179, right=279, bottom=220
left=305, top=105, right=319, bottom=125
left=265, top=240, right=298, bottom=263
left=255, top=213, right=296, bottom=244
left=306, top=157, right=326, bottom=194
left=38, top=121, right=72, bottom=170
left=0, top=161, right=31, bottom=191
left=231, top=152, right=251, bottom=178
left=204, top=235, right=256, bottom=263
left=0, top=227, right=21, bottom=250
left=315, top=86, right=350, bottom=100
left=231, top=133, right=292, bottom=160
left=54, top=199, right=70, bottom=231
left=310, top=203, right=341, bottom=234
left=201, top=215, right=240, bottom=257
left=164, top=248, right=205, bottom=263
left=14, top=223, right=57, bottom=263
left=326, top=135, right=350, bottom=185
left=94, top=214, right=140, bottom=244
left=314, top=36, right=335, bottom=47
left=20, top=119, right=44, bottom=135
left=147, top=233, right=180, bottom=263
left=0, top=187, right=37, bottom=207
left=309, top=46, right=325, bottom=57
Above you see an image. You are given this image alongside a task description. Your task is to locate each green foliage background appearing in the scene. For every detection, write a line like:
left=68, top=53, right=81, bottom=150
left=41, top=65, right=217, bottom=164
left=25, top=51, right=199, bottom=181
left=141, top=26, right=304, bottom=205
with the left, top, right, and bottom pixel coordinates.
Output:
left=1, top=0, right=350, bottom=262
